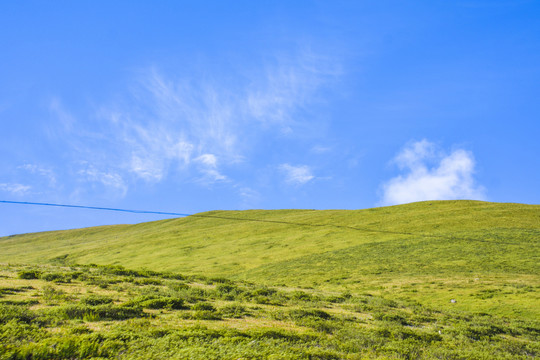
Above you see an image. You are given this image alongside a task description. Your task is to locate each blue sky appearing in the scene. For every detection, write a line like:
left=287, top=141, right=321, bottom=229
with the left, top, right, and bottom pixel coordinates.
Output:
left=1, top=1, right=539, bottom=236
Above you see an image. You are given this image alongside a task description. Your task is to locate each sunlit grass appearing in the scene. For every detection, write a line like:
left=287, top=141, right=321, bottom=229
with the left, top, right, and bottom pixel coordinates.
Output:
left=1, top=200, right=538, bottom=320
left=1, top=263, right=538, bottom=359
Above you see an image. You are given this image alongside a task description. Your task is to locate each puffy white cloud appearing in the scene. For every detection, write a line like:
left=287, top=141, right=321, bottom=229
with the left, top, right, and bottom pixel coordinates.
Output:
left=380, top=140, right=486, bottom=205
left=280, top=164, right=315, bottom=185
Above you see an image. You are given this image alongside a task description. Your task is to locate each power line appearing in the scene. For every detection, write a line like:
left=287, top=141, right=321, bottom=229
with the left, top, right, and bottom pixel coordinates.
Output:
left=0, top=200, right=526, bottom=246
left=0, top=200, right=414, bottom=237
left=0, top=200, right=190, bottom=217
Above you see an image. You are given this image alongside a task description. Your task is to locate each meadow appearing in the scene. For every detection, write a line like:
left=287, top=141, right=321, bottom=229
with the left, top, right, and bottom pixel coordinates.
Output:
left=0, top=200, right=538, bottom=358
left=1, top=263, right=538, bottom=359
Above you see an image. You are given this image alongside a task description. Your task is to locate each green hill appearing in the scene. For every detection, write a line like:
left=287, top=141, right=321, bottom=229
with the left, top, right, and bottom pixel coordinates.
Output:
left=1, top=200, right=539, bottom=318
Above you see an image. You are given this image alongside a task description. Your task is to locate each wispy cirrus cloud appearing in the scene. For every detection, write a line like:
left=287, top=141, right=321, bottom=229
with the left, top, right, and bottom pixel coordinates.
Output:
left=18, top=164, right=57, bottom=187
left=248, top=50, right=341, bottom=131
left=279, top=164, right=315, bottom=185
left=379, top=139, right=486, bottom=205
left=96, top=51, right=339, bottom=187
left=98, top=71, right=239, bottom=185
left=0, top=183, right=32, bottom=196
left=77, top=164, right=128, bottom=198
left=194, top=154, right=227, bottom=183
left=42, top=49, right=341, bottom=205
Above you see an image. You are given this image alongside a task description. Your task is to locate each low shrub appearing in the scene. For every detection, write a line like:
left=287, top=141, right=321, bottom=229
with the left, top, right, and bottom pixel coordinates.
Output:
left=251, top=287, right=277, bottom=297
left=373, top=312, right=410, bottom=325
left=0, top=299, right=39, bottom=306
left=190, top=310, right=222, bottom=320
left=80, top=295, right=114, bottom=306
left=41, top=272, right=70, bottom=283
left=216, top=284, right=243, bottom=300
left=126, top=295, right=186, bottom=310
left=42, top=285, right=70, bottom=302
left=17, top=270, right=41, bottom=280
left=219, top=303, right=250, bottom=318
left=302, top=318, right=341, bottom=334
left=250, top=328, right=304, bottom=342
left=0, top=304, right=36, bottom=325
left=134, top=278, right=163, bottom=286
left=0, top=286, right=33, bottom=296
left=191, top=302, right=216, bottom=311
left=327, top=292, right=352, bottom=304
left=141, top=297, right=186, bottom=310
left=290, top=291, right=315, bottom=302
left=54, top=304, right=145, bottom=321
left=167, top=282, right=190, bottom=292
left=207, top=277, right=232, bottom=284
left=289, top=309, right=333, bottom=321
left=254, top=295, right=272, bottom=305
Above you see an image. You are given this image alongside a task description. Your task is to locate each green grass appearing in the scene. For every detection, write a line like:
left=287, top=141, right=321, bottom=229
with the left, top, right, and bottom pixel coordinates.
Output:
left=0, top=263, right=538, bottom=359
left=1, top=200, right=539, bottom=320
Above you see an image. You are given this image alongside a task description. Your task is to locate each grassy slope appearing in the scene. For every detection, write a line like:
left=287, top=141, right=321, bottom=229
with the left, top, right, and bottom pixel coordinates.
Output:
left=2, top=263, right=538, bottom=359
left=1, top=200, right=539, bottom=318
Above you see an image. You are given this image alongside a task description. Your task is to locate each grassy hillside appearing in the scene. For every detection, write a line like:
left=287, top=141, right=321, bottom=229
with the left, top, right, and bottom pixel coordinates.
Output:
left=1, top=200, right=539, bottom=319
left=1, top=263, right=538, bottom=359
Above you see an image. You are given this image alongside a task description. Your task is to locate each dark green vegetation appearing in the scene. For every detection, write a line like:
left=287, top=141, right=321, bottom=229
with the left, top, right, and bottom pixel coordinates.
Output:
left=0, top=200, right=539, bottom=358
left=1, top=263, right=538, bottom=359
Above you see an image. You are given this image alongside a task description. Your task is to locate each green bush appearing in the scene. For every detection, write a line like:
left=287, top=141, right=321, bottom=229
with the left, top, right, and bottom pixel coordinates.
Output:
left=250, top=328, right=304, bottom=341
left=207, top=277, right=232, bottom=284
left=190, top=310, right=222, bottom=320
left=80, top=295, right=114, bottom=306
left=191, top=302, right=216, bottom=311
left=327, top=292, right=352, bottom=303
left=0, top=286, right=33, bottom=296
left=41, top=272, right=71, bottom=283
left=134, top=278, right=163, bottom=286
left=54, top=304, right=145, bottom=321
left=141, top=297, right=186, bottom=310
left=0, top=304, right=36, bottom=325
left=254, top=295, right=272, bottom=305
left=290, top=290, right=315, bottom=302
left=17, top=270, right=41, bottom=280
left=219, top=303, right=250, bottom=318
left=0, top=299, right=39, bottom=306
left=373, top=312, right=410, bottom=325
left=251, top=287, right=277, bottom=297
left=126, top=295, right=186, bottom=310
left=289, top=309, right=333, bottom=321
left=167, top=282, right=190, bottom=292
left=42, top=285, right=70, bottom=302
left=216, top=284, right=243, bottom=300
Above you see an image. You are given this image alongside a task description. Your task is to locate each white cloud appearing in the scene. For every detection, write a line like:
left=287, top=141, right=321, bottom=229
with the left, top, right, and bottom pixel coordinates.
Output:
left=280, top=164, right=315, bottom=185
left=0, top=183, right=31, bottom=195
left=194, top=154, right=227, bottom=183
left=237, top=186, right=260, bottom=208
left=49, top=98, right=75, bottom=133
left=311, top=145, right=332, bottom=154
left=247, top=51, right=340, bottom=130
left=42, top=48, right=341, bottom=204
left=98, top=70, right=240, bottom=185
left=78, top=166, right=128, bottom=198
left=97, top=53, right=337, bottom=186
left=18, top=164, right=57, bottom=187
left=195, top=153, right=218, bottom=167
left=380, top=140, right=486, bottom=205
